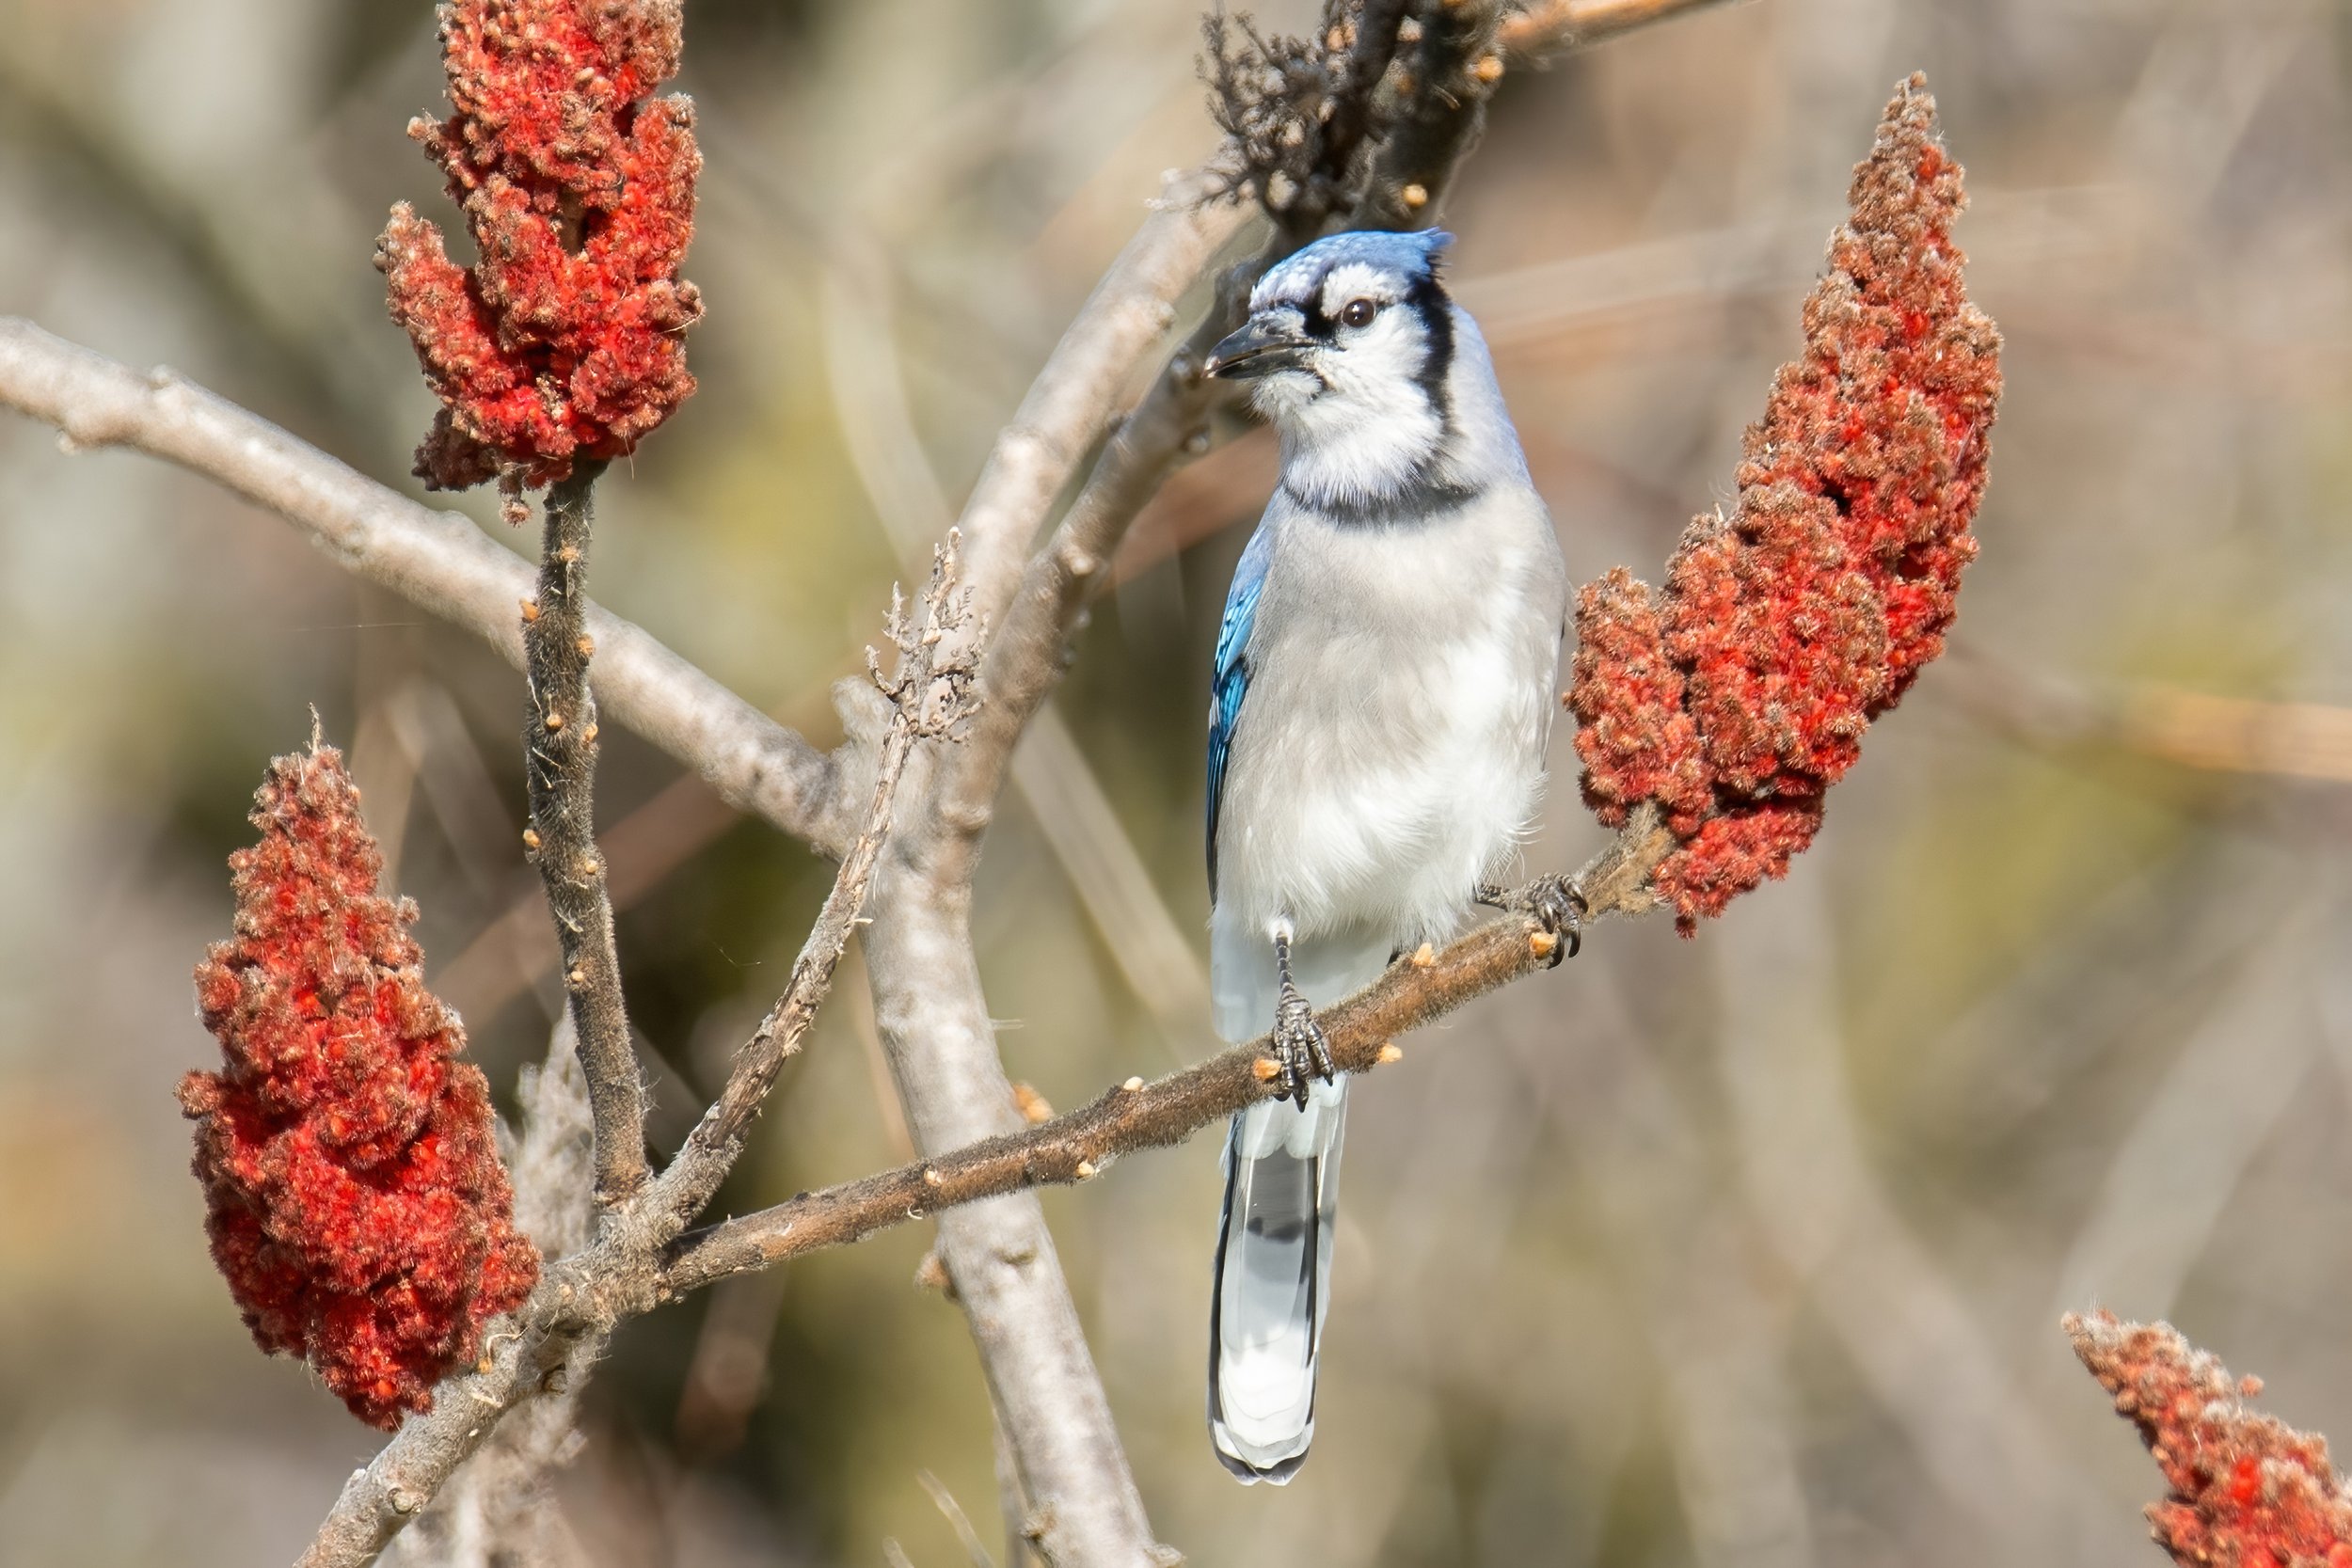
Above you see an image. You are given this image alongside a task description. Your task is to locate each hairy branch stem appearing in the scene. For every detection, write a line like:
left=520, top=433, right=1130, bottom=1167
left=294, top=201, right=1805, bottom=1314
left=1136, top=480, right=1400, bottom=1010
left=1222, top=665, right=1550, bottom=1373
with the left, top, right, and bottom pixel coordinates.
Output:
left=520, top=464, right=646, bottom=1205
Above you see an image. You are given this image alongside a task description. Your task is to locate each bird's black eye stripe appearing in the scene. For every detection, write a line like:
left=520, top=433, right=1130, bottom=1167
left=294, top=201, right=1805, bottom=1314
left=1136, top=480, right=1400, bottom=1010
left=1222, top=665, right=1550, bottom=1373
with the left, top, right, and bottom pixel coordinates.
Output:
left=1407, top=269, right=1455, bottom=430
left=1295, top=293, right=1334, bottom=339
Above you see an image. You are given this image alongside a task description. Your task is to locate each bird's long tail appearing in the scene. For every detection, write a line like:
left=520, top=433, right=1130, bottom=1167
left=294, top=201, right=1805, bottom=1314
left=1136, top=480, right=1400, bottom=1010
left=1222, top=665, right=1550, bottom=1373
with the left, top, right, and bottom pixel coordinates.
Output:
left=1208, top=1071, right=1347, bottom=1483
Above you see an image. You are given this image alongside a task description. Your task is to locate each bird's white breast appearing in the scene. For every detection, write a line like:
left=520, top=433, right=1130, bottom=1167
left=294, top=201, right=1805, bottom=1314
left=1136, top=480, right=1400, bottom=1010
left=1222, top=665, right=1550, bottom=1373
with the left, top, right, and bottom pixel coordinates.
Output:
left=1214, top=483, right=1565, bottom=949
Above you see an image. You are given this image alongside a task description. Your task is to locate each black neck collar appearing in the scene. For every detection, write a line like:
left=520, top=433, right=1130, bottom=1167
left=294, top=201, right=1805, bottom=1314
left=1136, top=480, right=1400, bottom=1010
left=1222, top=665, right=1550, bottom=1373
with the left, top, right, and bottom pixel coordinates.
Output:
left=1283, top=470, right=1485, bottom=529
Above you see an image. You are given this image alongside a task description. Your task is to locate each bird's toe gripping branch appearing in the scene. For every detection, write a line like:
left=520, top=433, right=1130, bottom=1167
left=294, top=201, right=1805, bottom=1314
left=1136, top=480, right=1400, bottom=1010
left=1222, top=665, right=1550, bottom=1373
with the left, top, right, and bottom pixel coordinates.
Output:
left=1269, top=988, right=1337, bottom=1108
left=1476, top=874, right=1588, bottom=965
left=1268, top=931, right=1338, bottom=1108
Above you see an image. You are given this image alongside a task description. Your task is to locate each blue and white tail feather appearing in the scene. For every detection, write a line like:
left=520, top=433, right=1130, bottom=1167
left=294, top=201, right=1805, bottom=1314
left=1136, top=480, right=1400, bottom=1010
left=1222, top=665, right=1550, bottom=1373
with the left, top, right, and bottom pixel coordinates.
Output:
left=1200, top=229, right=1567, bottom=1482
left=1209, top=1073, right=1347, bottom=1481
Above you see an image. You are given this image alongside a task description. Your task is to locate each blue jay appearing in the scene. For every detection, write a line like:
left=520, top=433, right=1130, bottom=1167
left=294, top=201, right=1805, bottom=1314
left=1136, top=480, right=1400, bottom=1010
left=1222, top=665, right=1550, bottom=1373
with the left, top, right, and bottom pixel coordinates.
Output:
left=1200, top=229, right=1573, bottom=1482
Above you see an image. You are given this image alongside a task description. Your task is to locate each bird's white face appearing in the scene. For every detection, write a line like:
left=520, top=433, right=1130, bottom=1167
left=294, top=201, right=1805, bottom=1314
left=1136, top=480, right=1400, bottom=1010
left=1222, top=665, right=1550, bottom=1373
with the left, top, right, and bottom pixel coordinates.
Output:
left=1208, top=256, right=1455, bottom=512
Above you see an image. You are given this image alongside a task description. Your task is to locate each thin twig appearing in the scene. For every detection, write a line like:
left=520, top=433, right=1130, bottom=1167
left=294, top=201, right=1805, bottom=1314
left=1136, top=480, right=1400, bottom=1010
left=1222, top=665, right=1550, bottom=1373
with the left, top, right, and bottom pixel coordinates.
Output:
left=0, top=318, right=853, bottom=853
left=653, top=542, right=980, bottom=1227
left=384, top=1019, right=596, bottom=1567
left=1945, top=652, right=2352, bottom=787
left=1315, top=0, right=1418, bottom=238
left=433, top=665, right=850, bottom=1026
left=661, top=812, right=1670, bottom=1296
left=296, top=1246, right=614, bottom=1568
left=817, top=233, right=1214, bottom=1042
left=919, top=1468, right=1001, bottom=1568
left=520, top=463, right=647, bottom=1205
left=1498, top=0, right=1745, bottom=57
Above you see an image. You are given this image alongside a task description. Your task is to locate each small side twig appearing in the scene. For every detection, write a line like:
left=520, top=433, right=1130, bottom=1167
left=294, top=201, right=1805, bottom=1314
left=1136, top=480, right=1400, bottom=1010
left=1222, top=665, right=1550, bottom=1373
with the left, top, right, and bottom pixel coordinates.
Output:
left=520, top=461, right=646, bottom=1208
left=297, top=1247, right=611, bottom=1568
left=1498, top=0, right=1744, bottom=57
left=933, top=164, right=1249, bottom=643
left=1203, top=0, right=1416, bottom=242
left=653, top=540, right=980, bottom=1227
left=383, top=1020, right=596, bottom=1568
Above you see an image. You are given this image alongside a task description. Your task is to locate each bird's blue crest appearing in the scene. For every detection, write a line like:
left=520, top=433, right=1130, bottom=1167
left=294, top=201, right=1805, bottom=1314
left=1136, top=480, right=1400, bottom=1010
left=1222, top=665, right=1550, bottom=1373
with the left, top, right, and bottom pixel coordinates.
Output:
left=1252, top=229, right=1454, bottom=308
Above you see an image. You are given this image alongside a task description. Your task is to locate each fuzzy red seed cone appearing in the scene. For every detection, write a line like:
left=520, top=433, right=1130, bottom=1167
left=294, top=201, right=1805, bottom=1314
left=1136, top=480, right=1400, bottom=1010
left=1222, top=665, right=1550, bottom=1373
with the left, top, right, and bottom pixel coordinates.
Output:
left=181, top=735, right=537, bottom=1429
left=2068, top=1312, right=2352, bottom=1568
left=1565, top=73, right=2001, bottom=929
left=1568, top=566, right=1711, bottom=835
left=378, top=0, right=703, bottom=499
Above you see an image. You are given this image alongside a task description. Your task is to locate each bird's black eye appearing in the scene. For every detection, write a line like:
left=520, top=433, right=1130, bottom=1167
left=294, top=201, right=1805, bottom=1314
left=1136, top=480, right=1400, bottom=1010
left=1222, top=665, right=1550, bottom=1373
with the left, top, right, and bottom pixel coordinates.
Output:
left=1340, top=297, right=1378, bottom=329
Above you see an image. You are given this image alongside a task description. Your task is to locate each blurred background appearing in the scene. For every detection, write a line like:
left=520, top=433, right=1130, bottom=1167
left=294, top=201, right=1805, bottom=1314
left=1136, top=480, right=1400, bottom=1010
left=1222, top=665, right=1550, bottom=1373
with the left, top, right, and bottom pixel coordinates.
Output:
left=6, top=0, right=2352, bottom=1562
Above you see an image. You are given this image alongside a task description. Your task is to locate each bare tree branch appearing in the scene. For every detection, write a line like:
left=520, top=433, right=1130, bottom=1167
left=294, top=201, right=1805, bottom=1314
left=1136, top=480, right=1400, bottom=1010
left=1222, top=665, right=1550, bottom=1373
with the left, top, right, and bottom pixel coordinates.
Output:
left=519, top=464, right=649, bottom=1206
left=5, top=5, right=1740, bottom=1554
left=0, top=318, right=854, bottom=854
left=1944, top=652, right=2352, bottom=788
left=857, top=866, right=1171, bottom=1566
left=297, top=1248, right=615, bottom=1568
left=837, top=163, right=1251, bottom=1568
left=385, top=1021, right=597, bottom=1568
left=944, top=165, right=1254, bottom=633
left=817, top=224, right=1216, bottom=1042
left=302, top=814, right=1658, bottom=1568
left=0, top=166, right=1242, bottom=1568
left=663, top=811, right=1671, bottom=1297
left=1203, top=0, right=1418, bottom=243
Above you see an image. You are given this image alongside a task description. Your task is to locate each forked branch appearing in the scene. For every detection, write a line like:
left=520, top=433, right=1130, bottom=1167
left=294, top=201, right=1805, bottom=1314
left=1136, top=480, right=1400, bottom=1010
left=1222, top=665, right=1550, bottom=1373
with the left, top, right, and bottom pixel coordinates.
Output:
left=298, top=542, right=981, bottom=1568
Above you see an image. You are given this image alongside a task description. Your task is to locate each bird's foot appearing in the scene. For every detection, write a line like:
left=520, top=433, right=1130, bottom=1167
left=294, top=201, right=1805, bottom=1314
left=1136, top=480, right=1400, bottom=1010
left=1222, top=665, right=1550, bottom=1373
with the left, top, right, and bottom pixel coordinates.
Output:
left=1269, top=981, right=1336, bottom=1109
left=1475, top=874, right=1587, bottom=966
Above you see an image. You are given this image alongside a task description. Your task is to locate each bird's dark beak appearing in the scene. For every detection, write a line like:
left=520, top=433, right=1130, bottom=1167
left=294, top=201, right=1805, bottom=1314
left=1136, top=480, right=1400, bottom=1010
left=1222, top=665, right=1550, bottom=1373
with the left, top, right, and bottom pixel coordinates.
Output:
left=1205, top=316, right=1312, bottom=380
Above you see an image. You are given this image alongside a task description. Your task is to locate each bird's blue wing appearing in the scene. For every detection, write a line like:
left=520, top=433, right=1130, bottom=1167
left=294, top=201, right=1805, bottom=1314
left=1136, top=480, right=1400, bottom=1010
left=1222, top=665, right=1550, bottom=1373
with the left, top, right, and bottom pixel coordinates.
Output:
left=1207, top=523, right=1275, bottom=893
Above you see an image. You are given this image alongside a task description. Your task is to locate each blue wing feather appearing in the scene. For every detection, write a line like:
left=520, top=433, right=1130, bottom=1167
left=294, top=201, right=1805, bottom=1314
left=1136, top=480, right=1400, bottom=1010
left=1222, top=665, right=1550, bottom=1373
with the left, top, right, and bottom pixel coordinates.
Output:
left=1207, top=522, right=1275, bottom=895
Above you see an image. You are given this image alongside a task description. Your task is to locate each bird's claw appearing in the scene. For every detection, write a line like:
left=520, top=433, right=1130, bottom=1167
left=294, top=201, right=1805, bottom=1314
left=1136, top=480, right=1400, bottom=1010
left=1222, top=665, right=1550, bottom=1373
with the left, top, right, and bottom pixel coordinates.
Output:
left=1270, top=984, right=1336, bottom=1109
left=1476, top=875, right=1587, bottom=966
